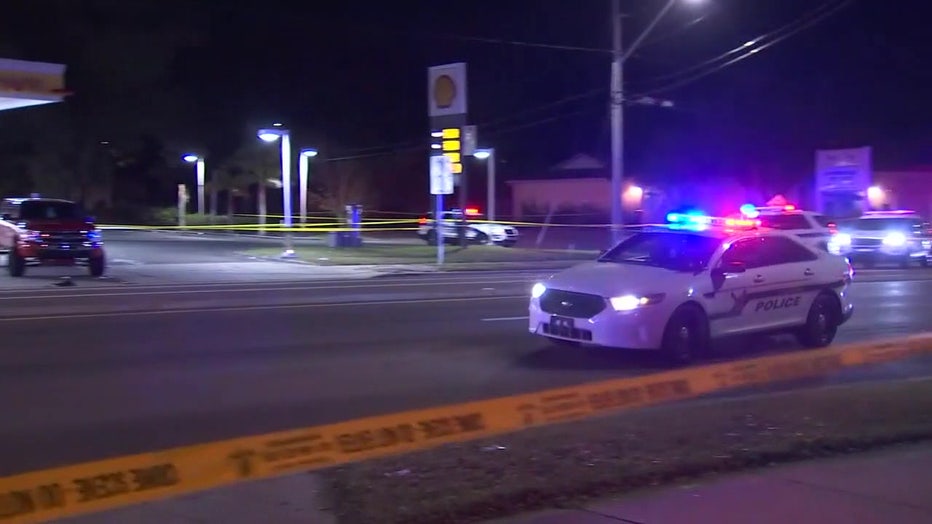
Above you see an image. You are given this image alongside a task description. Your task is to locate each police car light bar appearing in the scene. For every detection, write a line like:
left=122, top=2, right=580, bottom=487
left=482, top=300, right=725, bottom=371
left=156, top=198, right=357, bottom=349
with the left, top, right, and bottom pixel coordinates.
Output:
left=666, top=212, right=760, bottom=229
left=864, top=210, right=916, bottom=215
left=753, top=204, right=796, bottom=212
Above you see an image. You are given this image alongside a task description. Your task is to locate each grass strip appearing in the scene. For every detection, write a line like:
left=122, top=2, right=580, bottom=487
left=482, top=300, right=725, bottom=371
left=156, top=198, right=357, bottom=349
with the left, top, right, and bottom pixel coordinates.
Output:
left=325, top=378, right=932, bottom=524
left=246, top=245, right=597, bottom=265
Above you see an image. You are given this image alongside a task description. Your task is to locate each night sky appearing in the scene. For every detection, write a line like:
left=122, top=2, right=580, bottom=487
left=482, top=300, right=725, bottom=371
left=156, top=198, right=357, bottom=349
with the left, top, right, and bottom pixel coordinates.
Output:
left=2, top=0, right=930, bottom=209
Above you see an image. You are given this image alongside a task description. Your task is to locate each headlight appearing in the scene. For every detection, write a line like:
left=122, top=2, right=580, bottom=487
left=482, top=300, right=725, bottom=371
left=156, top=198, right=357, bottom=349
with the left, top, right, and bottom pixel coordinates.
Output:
left=883, top=232, right=907, bottom=247
left=19, top=230, right=40, bottom=242
left=609, top=293, right=665, bottom=311
left=531, top=282, right=546, bottom=299
left=827, top=233, right=851, bottom=255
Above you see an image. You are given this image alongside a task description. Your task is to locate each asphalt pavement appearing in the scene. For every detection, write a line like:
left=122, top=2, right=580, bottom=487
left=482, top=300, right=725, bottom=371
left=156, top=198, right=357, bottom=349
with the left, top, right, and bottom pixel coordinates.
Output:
left=0, top=230, right=422, bottom=289
left=1, top=270, right=931, bottom=476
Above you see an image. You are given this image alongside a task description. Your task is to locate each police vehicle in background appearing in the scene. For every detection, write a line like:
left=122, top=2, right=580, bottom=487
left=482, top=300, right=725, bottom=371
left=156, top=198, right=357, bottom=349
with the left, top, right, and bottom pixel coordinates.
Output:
left=417, top=207, right=518, bottom=246
left=528, top=212, right=854, bottom=365
left=829, top=210, right=931, bottom=267
left=738, top=204, right=837, bottom=251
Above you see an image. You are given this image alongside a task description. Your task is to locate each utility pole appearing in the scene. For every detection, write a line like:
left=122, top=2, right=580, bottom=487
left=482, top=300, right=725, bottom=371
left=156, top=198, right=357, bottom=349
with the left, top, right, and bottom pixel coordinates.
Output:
left=610, top=0, right=624, bottom=245
left=611, top=0, right=682, bottom=244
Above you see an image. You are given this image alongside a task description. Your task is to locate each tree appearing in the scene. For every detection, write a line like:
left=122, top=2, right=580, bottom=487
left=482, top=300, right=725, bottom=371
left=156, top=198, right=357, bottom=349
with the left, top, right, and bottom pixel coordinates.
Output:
left=312, top=160, right=379, bottom=219
left=220, top=144, right=282, bottom=231
left=3, top=1, right=204, bottom=210
left=206, top=164, right=253, bottom=220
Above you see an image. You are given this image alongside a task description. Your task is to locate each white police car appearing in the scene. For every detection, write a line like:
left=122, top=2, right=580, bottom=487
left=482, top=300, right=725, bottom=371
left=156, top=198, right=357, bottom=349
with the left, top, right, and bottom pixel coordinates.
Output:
left=739, top=204, right=837, bottom=251
left=417, top=207, right=518, bottom=246
left=528, top=213, right=855, bottom=365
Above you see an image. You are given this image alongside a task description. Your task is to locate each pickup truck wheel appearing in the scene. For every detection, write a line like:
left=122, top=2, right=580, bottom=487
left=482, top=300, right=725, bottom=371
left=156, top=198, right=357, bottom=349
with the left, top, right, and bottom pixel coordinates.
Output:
left=8, top=251, right=25, bottom=277
left=89, top=255, right=106, bottom=277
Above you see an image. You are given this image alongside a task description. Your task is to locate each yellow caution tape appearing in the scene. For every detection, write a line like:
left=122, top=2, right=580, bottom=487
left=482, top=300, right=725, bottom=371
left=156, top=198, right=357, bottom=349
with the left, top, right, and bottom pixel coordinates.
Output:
left=2, top=334, right=930, bottom=522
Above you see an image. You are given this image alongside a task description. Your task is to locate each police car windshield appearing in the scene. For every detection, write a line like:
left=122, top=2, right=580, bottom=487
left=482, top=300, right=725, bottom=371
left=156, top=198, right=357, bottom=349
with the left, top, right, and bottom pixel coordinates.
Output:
left=18, top=201, right=83, bottom=220
left=598, top=231, right=722, bottom=271
left=849, top=217, right=921, bottom=232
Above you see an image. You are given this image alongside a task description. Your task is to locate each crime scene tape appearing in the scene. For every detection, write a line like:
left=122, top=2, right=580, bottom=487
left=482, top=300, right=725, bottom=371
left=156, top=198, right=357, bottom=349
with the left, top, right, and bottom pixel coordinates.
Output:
left=2, top=333, right=930, bottom=523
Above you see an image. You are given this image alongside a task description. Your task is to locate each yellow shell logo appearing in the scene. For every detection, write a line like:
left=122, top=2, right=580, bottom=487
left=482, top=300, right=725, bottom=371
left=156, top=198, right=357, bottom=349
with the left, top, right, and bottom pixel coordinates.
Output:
left=433, top=74, right=457, bottom=109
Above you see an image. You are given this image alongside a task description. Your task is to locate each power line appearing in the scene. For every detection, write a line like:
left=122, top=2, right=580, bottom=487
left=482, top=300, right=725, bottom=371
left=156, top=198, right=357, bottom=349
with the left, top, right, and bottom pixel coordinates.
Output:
left=640, top=0, right=844, bottom=86
left=416, top=32, right=610, bottom=54
left=636, top=0, right=853, bottom=96
left=325, top=1, right=851, bottom=162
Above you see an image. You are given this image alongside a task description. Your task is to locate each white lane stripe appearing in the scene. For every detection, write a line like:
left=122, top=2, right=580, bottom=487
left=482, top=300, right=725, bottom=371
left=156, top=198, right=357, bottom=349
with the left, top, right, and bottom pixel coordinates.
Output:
left=0, top=295, right=529, bottom=322
left=482, top=316, right=528, bottom=322
left=0, top=278, right=537, bottom=301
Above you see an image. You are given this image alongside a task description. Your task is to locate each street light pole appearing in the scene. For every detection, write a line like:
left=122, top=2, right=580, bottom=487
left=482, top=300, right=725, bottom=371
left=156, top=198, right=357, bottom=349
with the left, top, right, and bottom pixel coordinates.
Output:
left=610, top=0, right=623, bottom=245
left=299, top=148, right=318, bottom=225
left=258, top=124, right=295, bottom=257
left=182, top=154, right=206, bottom=215
left=474, top=148, right=496, bottom=221
left=610, top=0, right=700, bottom=244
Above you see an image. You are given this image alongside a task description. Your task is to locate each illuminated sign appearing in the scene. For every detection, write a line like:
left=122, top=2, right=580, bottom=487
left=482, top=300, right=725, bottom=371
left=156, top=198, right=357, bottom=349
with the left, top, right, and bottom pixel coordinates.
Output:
left=431, top=128, right=463, bottom=174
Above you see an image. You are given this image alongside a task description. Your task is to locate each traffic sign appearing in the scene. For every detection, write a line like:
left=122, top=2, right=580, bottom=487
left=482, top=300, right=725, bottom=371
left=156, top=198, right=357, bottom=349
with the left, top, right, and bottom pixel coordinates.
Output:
left=430, top=155, right=454, bottom=195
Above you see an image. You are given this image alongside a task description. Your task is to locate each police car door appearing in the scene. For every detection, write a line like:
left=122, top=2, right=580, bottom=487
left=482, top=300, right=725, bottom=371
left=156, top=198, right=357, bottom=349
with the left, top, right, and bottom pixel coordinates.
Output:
left=742, top=236, right=822, bottom=329
left=440, top=212, right=458, bottom=238
left=705, top=237, right=780, bottom=336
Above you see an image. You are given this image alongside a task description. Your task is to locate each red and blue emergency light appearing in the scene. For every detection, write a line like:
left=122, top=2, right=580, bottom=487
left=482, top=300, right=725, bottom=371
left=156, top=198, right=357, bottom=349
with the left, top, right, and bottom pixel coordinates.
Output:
left=666, top=212, right=760, bottom=229
left=739, top=203, right=797, bottom=219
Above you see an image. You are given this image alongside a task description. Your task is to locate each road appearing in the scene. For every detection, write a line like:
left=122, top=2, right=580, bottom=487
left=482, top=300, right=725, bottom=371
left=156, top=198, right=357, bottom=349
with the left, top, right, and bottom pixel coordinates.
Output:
left=0, top=230, right=420, bottom=289
left=1, top=269, right=931, bottom=475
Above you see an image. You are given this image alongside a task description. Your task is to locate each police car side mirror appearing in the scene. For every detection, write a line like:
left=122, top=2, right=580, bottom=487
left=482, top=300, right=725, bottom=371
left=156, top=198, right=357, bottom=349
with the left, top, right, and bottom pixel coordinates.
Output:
left=715, top=261, right=746, bottom=275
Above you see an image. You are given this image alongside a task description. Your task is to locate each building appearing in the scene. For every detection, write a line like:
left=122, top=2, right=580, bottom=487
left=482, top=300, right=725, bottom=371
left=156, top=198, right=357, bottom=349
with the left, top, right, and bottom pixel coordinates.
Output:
left=506, top=153, right=766, bottom=223
left=871, top=168, right=932, bottom=217
left=506, top=154, right=644, bottom=222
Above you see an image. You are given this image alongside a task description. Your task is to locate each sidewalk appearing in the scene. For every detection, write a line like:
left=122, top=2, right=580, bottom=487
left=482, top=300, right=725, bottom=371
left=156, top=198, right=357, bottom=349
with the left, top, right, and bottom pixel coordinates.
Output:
left=490, top=442, right=932, bottom=524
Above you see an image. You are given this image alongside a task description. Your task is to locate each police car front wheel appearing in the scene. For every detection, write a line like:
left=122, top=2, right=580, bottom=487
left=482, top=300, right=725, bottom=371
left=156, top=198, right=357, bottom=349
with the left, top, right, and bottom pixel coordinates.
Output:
left=795, top=293, right=840, bottom=348
left=660, top=305, right=709, bottom=366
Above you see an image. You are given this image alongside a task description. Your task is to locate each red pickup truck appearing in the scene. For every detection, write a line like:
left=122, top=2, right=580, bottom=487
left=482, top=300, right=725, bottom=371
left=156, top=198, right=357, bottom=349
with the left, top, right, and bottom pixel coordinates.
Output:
left=0, top=197, right=106, bottom=277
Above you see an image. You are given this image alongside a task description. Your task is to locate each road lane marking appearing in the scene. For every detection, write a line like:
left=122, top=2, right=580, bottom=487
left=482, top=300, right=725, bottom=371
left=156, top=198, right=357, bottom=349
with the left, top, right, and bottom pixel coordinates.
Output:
left=0, top=279, right=538, bottom=301
left=482, top=316, right=528, bottom=322
left=0, top=295, right=530, bottom=322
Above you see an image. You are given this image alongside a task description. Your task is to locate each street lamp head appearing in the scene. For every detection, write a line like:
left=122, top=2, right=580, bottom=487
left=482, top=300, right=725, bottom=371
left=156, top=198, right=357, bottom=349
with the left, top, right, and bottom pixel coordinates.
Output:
left=301, top=148, right=318, bottom=158
left=473, top=149, right=492, bottom=160
left=258, top=131, right=281, bottom=142
left=182, top=154, right=199, bottom=163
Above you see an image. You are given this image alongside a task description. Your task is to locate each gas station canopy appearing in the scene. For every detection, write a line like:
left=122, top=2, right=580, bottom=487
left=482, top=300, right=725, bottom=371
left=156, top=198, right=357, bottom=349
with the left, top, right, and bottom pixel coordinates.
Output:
left=0, top=57, right=68, bottom=112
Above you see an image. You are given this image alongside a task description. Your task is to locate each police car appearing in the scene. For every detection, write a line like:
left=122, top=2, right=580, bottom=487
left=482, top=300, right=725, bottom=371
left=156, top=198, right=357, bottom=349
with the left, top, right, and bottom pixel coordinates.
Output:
left=830, top=210, right=931, bottom=267
left=417, top=207, right=518, bottom=246
left=738, top=204, right=837, bottom=251
left=528, top=213, right=855, bottom=365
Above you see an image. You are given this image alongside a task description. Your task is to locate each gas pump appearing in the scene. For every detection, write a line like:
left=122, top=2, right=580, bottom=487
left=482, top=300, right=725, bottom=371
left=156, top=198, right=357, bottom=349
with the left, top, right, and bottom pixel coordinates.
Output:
left=328, top=204, right=363, bottom=248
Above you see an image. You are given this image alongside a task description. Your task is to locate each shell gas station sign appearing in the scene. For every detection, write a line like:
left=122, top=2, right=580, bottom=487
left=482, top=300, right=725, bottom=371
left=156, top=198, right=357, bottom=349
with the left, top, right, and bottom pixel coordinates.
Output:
left=0, top=57, right=68, bottom=112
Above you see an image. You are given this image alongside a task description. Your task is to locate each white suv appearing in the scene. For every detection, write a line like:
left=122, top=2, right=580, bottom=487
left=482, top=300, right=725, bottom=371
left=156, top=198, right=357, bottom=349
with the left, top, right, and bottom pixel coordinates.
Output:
left=742, top=205, right=836, bottom=251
